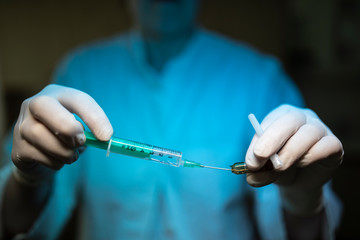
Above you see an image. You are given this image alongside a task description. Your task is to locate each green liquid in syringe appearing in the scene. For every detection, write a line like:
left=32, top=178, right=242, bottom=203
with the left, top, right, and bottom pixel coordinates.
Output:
left=84, top=130, right=249, bottom=173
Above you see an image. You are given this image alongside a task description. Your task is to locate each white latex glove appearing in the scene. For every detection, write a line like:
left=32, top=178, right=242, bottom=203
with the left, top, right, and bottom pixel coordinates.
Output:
left=245, top=104, right=343, bottom=215
left=11, top=84, right=113, bottom=181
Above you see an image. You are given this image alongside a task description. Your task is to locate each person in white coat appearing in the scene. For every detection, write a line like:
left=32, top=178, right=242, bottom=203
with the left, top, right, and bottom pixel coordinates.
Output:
left=0, top=1, right=343, bottom=239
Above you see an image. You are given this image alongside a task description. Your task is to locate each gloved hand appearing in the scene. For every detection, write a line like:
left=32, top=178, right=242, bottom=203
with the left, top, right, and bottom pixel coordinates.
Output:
left=245, top=104, right=343, bottom=215
left=11, top=84, right=113, bottom=183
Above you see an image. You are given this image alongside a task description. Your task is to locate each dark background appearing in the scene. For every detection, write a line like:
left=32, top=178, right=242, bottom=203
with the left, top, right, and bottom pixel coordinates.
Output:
left=0, top=0, right=359, bottom=239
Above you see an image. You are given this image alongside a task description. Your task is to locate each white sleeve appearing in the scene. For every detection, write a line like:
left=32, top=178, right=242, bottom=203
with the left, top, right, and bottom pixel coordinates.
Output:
left=253, top=184, right=287, bottom=240
left=253, top=183, right=342, bottom=240
left=0, top=161, right=81, bottom=240
left=323, top=183, right=343, bottom=239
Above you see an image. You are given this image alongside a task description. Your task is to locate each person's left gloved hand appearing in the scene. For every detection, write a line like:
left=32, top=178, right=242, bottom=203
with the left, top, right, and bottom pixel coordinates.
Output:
left=245, top=104, right=343, bottom=215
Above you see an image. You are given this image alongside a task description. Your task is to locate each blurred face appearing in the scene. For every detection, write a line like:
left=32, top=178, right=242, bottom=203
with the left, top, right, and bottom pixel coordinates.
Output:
left=129, top=0, right=200, bottom=38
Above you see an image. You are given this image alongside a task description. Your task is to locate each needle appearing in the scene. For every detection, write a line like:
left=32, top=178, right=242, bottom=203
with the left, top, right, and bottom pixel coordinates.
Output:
left=201, top=165, right=232, bottom=171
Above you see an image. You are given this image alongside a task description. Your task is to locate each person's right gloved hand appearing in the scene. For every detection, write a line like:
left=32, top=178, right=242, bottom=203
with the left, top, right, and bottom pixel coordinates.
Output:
left=11, top=84, right=113, bottom=183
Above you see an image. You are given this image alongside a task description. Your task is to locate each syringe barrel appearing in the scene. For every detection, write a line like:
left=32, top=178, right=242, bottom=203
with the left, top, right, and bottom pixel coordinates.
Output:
left=84, top=131, right=182, bottom=167
left=150, top=146, right=182, bottom=167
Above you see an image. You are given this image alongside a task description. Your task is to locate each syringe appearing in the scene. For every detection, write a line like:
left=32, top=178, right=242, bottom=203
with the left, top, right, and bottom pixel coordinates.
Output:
left=84, top=130, right=248, bottom=173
